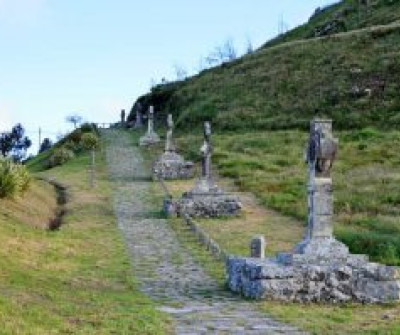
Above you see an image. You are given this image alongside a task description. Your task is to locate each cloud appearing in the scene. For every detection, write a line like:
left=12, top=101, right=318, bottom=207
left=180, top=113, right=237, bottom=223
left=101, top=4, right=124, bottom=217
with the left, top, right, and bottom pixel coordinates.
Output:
left=0, top=0, right=46, bottom=27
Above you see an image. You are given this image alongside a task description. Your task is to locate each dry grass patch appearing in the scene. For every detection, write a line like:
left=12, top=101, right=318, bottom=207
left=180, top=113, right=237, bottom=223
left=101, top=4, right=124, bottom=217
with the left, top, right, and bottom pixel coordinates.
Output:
left=0, top=180, right=58, bottom=229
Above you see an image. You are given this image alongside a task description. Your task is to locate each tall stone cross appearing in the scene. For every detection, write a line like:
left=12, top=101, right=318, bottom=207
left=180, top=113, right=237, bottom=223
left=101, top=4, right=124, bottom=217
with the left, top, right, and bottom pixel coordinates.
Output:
left=148, top=106, right=155, bottom=134
left=134, top=102, right=143, bottom=128
left=165, top=114, right=175, bottom=152
left=305, top=119, right=338, bottom=241
left=200, top=121, right=212, bottom=180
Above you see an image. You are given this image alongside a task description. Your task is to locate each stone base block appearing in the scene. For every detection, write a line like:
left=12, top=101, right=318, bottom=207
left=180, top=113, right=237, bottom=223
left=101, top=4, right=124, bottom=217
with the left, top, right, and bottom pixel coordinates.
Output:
left=139, top=133, right=160, bottom=146
left=153, top=152, right=194, bottom=180
left=227, top=256, right=400, bottom=303
left=178, top=193, right=242, bottom=218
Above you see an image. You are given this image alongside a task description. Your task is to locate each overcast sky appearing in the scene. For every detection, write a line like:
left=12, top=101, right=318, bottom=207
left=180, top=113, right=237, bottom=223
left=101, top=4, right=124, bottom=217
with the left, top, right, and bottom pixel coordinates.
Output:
left=0, top=0, right=335, bottom=151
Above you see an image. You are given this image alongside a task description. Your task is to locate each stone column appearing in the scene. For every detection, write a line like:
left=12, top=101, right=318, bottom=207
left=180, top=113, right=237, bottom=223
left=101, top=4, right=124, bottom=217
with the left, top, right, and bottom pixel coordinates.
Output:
left=148, top=106, right=154, bottom=134
left=120, top=109, right=126, bottom=125
left=306, top=119, right=337, bottom=241
left=165, top=114, right=175, bottom=152
left=134, top=103, right=143, bottom=129
left=200, top=121, right=212, bottom=180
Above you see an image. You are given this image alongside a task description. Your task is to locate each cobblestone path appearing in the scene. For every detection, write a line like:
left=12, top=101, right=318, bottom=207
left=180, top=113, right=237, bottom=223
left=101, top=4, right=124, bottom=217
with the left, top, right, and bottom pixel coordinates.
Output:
left=104, top=130, right=306, bottom=335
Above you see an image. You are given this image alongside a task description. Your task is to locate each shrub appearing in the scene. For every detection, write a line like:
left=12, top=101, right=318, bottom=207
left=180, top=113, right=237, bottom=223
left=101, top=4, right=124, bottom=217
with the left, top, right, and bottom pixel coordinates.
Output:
left=0, top=158, right=31, bottom=198
left=80, top=123, right=98, bottom=134
left=81, top=133, right=99, bottom=150
left=48, top=147, right=75, bottom=167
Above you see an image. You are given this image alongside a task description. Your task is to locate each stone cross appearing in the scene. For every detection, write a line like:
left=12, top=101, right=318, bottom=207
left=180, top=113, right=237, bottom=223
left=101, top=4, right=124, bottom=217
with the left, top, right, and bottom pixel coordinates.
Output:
left=134, top=103, right=143, bottom=128
left=165, top=114, right=175, bottom=152
left=200, top=121, right=212, bottom=180
left=250, top=236, right=266, bottom=258
left=120, top=109, right=126, bottom=124
left=148, top=106, right=155, bottom=134
left=305, top=119, right=338, bottom=241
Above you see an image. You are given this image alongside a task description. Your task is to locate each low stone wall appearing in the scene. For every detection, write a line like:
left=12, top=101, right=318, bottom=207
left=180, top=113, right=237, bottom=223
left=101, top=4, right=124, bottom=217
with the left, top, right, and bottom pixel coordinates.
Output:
left=157, top=177, right=229, bottom=262
left=182, top=213, right=229, bottom=262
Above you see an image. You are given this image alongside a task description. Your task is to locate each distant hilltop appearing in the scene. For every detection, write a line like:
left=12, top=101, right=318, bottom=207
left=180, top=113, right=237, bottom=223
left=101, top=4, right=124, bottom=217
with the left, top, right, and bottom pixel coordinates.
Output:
left=129, top=0, right=400, bottom=131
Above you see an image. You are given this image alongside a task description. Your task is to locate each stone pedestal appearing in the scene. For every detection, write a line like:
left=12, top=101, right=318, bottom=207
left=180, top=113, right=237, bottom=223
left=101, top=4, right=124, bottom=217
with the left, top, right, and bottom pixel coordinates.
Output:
left=153, top=152, right=194, bottom=180
left=178, top=178, right=241, bottom=218
left=139, top=132, right=160, bottom=146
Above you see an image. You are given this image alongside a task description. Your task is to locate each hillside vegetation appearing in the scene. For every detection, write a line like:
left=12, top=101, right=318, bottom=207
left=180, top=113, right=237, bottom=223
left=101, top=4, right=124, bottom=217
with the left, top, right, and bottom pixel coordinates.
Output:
left=129, top=0, right=400, bottom=131
left=0, top=133, right=170, bottom=334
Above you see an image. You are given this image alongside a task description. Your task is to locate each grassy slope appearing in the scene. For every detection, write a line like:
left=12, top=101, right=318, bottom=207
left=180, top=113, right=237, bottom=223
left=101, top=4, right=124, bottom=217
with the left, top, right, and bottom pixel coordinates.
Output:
left=0, top=144, right=170, bottom=333
left=130, top=1, right=400, bottom=131
left=0, top=179, right=58, bottom=229
left=264, top=0, right=400, bottom=48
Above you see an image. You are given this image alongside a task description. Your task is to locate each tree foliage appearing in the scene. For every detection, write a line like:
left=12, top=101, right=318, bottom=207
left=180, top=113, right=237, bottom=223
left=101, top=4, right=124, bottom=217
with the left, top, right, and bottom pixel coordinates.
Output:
left=39, top=138, right=53, bottom=153
left=66, top=114, right=83, bottom=128
left=0, top=124, right=32, bottom=162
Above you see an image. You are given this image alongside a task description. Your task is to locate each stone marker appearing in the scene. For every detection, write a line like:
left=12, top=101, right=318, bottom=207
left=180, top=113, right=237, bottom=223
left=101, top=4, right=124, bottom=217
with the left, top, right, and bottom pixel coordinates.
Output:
left=139, top=105, right=160, bottom=146
left=165, top=114, right=175, bottom=152
left=178, top=122, right=241, bottom=218
left=153, top=114, right=194, bottom=180
left=226, top=119, right=400, bottom=303
left=134, top=102, right=144, bottom=129
left=250, top=236, right=266, bottom=259
left=120, top=109, right=126, bottom=125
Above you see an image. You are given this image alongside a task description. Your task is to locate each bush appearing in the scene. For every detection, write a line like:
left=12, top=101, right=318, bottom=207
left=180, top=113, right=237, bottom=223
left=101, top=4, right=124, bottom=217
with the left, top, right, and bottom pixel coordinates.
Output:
left=48, top=147, right=75, bottom=167
left=81, top=133, right=99, bottom=150
left=0, top=158, right=31, bottom=198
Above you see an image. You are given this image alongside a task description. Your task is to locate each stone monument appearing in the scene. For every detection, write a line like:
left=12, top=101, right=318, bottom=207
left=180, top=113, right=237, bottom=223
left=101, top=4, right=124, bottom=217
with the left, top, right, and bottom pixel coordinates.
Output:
left=139, top=105, right=160, bottom=146
left=153, top=114, right=194, bottom=180
left=120, top=109, right=126, bottom=127
left=134, top=102, right=144, bottom=129
left=178, top=122, right=241, bottom=218
left=227, top=119, right=400, bottom=303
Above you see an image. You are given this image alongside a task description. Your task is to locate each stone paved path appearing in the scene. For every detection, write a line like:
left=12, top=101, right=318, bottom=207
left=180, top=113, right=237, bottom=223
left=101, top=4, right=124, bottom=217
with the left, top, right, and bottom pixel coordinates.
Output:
left=104, top=130, right=306, bottom=335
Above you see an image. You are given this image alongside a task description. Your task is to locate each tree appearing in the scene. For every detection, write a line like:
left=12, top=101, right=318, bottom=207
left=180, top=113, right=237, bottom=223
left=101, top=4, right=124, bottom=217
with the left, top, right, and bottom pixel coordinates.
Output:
left=0, top=124, right=32, bottom=162
left=39, top=138, right=53, bottom=153
left=245, top=36, right=254, bottom=54
left=173, top=64, right=188, bottom=81
left=66, top=114, right=82, bottom=129
left=206, top=38, right=237, bottom=67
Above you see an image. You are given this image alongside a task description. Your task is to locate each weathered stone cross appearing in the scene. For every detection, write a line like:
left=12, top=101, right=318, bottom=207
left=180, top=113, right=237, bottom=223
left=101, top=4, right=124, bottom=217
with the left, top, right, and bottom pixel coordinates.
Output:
left=305, top=119, right=338, bottom=241
left=200, top=121, right=212, bottom=181
left=165, top=114, right=175, bottom=152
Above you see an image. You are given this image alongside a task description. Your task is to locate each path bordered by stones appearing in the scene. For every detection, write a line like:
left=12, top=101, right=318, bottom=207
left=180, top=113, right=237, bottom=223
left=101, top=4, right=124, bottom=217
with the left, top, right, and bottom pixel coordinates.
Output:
left=104, top=130, right=305, bottom=335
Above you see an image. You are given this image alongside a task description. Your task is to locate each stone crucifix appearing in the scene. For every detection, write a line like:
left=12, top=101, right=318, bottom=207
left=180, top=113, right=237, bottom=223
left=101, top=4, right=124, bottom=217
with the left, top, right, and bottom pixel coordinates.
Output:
left=134, top=102, right=143, bottom=128
left=305, top=119, right=338, bottom=241
left=200, top=121, right=212, bottom=180
left=165, top=114, right=175, bottom=152
left=147, top=105, right=155, bottom=134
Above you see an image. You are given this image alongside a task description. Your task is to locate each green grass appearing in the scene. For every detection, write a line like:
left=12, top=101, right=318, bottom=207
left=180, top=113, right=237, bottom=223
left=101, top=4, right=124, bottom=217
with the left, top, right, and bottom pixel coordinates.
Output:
left=128, top=1, right=400, bottom=132
left=264, top=0, right=400, bottom=48
left=174, top=128, right=400, bottom=265
left=0, top=140, right=171, bottom=334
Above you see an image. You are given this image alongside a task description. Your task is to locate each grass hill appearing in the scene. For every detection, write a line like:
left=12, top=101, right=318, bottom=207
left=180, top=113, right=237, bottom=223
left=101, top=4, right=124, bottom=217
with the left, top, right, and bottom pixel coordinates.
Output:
left=128, top=0, right=400, bottom=131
